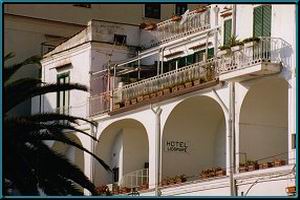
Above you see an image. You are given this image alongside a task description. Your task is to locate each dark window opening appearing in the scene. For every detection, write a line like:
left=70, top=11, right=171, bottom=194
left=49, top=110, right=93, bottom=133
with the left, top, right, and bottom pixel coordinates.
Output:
left=292, top=134, right=296, bottom=149
left=175, top=4, right=187, bottom=16
left=112, top=167, right=119, bottom=183
left=145, top=4, right=161, bottom=19
left=73, top=4, right=91, bottom=8
left=114, top=34, right=127, bottom=46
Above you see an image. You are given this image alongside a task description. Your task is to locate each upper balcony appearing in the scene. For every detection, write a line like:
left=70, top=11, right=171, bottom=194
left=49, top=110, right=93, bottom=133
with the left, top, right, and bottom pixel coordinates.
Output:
left=140, top=7, right=210, bottom=49
left=89, top=37, right=290, bottom=116
left=218, top=37, right=291, bottom=81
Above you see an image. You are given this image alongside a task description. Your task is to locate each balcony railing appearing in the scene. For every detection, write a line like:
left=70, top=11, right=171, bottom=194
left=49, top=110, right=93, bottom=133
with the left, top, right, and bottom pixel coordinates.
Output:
left=89, top=37, right=289, bottom=115
left=147, top=9, right=210, bottom=48
left=119, top=168, right=149, bottom=189
left=89, top=91, right=110, bottom=116
left=112, top=58, right=217, bottom=104
left=218, top=37, right=289, bottom=74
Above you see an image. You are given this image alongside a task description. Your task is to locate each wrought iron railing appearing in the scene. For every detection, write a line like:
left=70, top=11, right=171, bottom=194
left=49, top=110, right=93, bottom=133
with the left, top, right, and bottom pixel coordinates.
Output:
left=218, top=37, right=289, bottom=74
left=146, top=9, right=210, bottom=48
left=89, top=91, right=110, bottom=116
left=90, top=37, right=290, bottom=115
left=119, top=168, right=149, bottom=189
left=112, top=58, right=217, bottom=104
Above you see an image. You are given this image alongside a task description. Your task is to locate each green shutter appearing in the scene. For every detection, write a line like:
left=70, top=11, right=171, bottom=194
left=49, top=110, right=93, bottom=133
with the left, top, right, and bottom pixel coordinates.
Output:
left=254, top=5, right=271, bottom=37
left=262, top=5, right=271, bottom=37
left=208, top=48, right=214, bottom=59
left=253, top=6, right=263, bottom=37
left=224, top=19, right=232, bottom=46
left=186, top=54, right=194, bottom=65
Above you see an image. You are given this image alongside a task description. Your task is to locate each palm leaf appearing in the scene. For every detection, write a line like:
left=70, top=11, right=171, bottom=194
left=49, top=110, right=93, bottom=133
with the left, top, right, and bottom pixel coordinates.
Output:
left=4, top=55, right=41, bottom=84
left=5, top=83, right=88, bottom=113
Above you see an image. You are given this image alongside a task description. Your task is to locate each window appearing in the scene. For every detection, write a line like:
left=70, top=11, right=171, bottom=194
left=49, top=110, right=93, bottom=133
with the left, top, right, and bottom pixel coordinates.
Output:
left=175, top=4, right=187, bottom=15
left=223, top=19, right=232, bottom=46
left=145, top=4, right=161, bottom=19
left=73, top=4, right=91, bottom=8
left=292, top=134, right=296, bottom=149
left=114, top=34, right=127, bottom=45
left=253, top=5, right=272, bottom=37
left=57, top=72, right=70, bottom=115
left=112, top=167, right=119, bottom=183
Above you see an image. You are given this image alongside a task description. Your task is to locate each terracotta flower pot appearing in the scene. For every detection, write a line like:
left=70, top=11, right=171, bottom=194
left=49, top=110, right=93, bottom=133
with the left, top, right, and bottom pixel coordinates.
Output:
left=163, top=88, right=171, bottom=95
left=274, top=159, right=286, bottom=167
left=157, top=90, right=163, bottom=97
left=131, top=98, right=137, bottom=104
left=125, top=100, right=131, bottom=107
left=178, top=84, right=185, bottom=90
left=137, top=96, right=144, bottom=102
left=143, top=94, right=150, bottom=101
left=150, top=93, right=157, bottom=99
left=184, top=81, right=193, bottom=88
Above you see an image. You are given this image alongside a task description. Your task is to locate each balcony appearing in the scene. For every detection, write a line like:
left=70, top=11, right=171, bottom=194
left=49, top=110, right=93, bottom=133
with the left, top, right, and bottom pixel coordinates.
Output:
left=88, top=37, right=289, bottom=116
left=218, top=37, right=290, bottom=81
left=110, top=59, right=219, bottom=114
left=142, top=8, right=210, bottom=49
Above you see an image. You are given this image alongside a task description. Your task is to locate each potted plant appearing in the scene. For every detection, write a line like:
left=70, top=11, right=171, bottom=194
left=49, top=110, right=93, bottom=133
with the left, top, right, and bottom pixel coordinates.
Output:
left=204, top=63, right=216, bottom=81
left=95, top=185, right=112, bottom=196
left=195, top=5, right=208, bottom=13
left=216, top=167, right=226, bottom=177
left=161, top=178, right=169, bottom=186
left=124, top=100, right=131, bottom=107
left=137, top=95, right=144, bottom=102
left=218, top=45, right=231, bottom=57
left=163, top=87, right=171, bottom=95
left=229, top=35, right=244, bottom=52
left=246, top=160, right=259, bottom=171
left=286, top=186, right=296, bottom=194
left=131, top=98, right=137, bottom=104
left=150, top=92, right=157, bottom=99
left=180, top=174, right=187, bottom=182
left=273, top=159, right=286, bottom=167
left=143, top=94, right=150, bottom=101
left=243, top=37, right=260, bottom=48
left=259, top=161, right=273, bottom=169
left=239, top=163, right=248, bottom=173
left=171, top=14, right=182, bottom=21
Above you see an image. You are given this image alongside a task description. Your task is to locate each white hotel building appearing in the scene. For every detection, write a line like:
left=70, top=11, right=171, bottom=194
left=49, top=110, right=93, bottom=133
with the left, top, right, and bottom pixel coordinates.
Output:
left=35, top=4, right=297, bottom=196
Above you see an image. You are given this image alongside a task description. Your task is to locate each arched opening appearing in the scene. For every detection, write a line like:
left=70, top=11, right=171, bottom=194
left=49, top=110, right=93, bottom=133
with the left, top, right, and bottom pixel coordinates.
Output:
left=239, top=77, right=288, bottom=168
left=94, top=119, right=149, bottom=191
left=162, top=96, right=226, bottom=182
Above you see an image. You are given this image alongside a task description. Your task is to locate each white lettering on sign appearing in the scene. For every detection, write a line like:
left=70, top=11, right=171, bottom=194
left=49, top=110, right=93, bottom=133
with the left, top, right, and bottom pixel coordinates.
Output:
left=164, top=140, right=191, bottom=153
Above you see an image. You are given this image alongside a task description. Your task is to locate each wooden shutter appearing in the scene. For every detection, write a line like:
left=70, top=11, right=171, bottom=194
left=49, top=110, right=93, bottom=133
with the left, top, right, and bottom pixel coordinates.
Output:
left=262, top=5, right=272, bottom=37
left=254, top=5, right=271, bottom=37
left=224, top=19, right=232, bottom=46
left=208, top=48, right=214, bottom=59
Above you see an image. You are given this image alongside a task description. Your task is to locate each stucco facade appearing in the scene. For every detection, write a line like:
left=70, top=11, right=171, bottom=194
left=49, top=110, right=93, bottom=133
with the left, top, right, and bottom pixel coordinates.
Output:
left=37, top=4, right=297, bottom=196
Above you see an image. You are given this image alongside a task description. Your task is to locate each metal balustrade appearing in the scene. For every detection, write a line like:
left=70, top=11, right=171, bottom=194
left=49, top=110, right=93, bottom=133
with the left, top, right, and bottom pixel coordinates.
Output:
left=119, top=168, right=149, bottom=189
left=146, top=9, right=210, bottom=48
left=89, top=91, right=110, bottom=116
left=217, top=37, right=289, bottom=74
left=90, top=37, right=289, bottom=115
left=112, top=58, right=216, bottom=104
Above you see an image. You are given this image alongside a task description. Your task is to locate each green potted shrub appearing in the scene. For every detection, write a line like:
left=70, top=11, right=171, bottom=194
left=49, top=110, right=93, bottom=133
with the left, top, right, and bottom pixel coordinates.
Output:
left=217, top=45, right=231, bottom=57
left=243, top=37, right=260, bottom=48
left=229, top=35, right=244, bottom=52
left=246, top=160, right=259, bottom=171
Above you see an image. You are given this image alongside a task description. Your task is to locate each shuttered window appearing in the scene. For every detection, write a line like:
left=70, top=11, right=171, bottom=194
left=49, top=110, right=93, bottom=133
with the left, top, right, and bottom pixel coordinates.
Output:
left=224, top=19, right=232, bottom=46
left=253, top=5, right=272, bottom=37
left=57, top=72, right=70, bottom=115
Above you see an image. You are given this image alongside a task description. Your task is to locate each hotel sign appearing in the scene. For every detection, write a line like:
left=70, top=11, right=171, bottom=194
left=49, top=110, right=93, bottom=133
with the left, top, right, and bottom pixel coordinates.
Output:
left=164, top=140, right=191, bottom=153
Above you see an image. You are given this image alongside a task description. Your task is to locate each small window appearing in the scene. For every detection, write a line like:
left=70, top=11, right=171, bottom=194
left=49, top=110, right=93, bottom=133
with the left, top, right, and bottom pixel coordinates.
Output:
left=112, top=167, right=119, bottom=183
left=292, top=134, right=296, bottom=149
left=114, top=34, right=127, bottom=45
left=175, top=4, right=187, bottom=16
left=73, top=4, right=91, bottom=8
left=145, top=4, right=161, bottom=19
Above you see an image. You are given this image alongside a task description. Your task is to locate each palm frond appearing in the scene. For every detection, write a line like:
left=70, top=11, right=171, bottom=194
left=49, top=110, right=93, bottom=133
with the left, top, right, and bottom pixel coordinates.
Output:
left=5, top=83, right=88, bottom=113
left=4, top=55, right=41, bottom=84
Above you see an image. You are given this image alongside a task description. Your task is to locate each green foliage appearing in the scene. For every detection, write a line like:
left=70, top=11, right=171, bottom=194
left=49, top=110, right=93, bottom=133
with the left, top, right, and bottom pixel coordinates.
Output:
left=4, top=53, right=110, bottom=196
left=242, top=37, right=261, bottom=43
